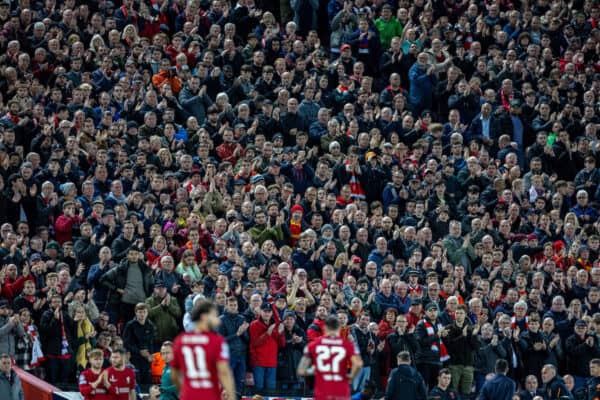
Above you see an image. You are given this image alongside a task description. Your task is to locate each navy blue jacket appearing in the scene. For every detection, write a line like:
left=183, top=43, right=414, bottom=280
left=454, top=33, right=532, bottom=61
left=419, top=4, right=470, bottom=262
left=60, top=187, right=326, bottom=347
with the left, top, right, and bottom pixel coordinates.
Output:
left=480, top=373, right=516, bottom=400
left=218, top=311, right=249, bottom=357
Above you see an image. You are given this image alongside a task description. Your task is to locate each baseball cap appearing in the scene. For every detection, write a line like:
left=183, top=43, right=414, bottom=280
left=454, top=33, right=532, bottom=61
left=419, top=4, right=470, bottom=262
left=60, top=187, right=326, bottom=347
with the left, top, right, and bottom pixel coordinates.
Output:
left=46, top=241, right=60, bottom=250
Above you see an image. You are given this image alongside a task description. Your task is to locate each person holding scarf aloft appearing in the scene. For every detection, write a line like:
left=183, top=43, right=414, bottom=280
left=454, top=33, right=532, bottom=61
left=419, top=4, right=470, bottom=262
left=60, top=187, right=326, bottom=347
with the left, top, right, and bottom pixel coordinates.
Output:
left=511, top=300, right=530, bottom=332
left=283, top=204, right=308, bottom=248
left=415, top=302, right=450, bottom=390
left=333, top=147, right=367, bottom=201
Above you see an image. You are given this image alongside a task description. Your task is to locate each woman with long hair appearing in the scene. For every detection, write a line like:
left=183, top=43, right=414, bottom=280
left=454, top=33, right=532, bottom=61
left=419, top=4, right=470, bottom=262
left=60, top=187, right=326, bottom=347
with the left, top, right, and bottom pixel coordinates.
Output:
left=72, top=304, right=96, bottom=373
left=176, top=249, right=203, bottom=282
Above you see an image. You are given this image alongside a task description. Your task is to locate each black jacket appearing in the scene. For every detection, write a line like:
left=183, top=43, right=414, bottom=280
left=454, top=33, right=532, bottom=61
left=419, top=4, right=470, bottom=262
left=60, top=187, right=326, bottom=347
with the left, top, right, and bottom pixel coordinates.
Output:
left=110, top=235, right=135, bottom=262
left=445, top=321, right=480, bottom=366
left=39, top=308, right=76, bottom=356
left=519, top=330, right=549, bottom=379
left=414, top=317, right=444, bottom=365
left=385, top=364, right=427, bottom=400
left=218, top=311, right=249, bottom=357
left=387, top=330, right=419, bottom=367
left=429, top=385, right=461, bottom=400
left=352, top=326, right=377, bottom=367
left=277, top=325, right=306, bottom=384
left=122, top=318, right=156, bottom=370
left=475, top=337, right=508, bottom=375
left=542, top=375, right=573, bottom=400
left=73, top=236, right=100, bottom=267
left=565, top=333, right=600, bottom=377
left=99, top=259, right=154, bottom=306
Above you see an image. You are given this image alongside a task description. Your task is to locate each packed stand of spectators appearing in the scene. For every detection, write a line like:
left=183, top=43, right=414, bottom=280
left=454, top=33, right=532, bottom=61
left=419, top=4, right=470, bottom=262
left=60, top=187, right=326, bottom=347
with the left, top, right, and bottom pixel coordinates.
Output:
left=4, top=0, right=600, bottom=398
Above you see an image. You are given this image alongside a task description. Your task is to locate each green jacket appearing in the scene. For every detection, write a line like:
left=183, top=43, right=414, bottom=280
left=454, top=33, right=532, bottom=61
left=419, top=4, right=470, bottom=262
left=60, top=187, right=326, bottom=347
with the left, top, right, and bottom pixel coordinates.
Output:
left=160, top=363, right=178, bottom=400
left=374, top=17, right=403, bottom=49
left=248, top=224, right=284, bottom=246
left=443, top=235, right=476, bottom=271
left=145, top=295, right=182, bottom=344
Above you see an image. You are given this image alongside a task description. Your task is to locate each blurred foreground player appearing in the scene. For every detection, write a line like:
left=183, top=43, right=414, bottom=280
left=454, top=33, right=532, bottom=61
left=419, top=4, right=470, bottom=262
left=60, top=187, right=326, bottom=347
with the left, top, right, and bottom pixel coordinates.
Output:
left=105, top=348, right=136, bottom=400
left=79, top=349, right=110, bottom=400
left=298, top=315, right=363, bottom=400
left=171, top=300, right=235, bottom=400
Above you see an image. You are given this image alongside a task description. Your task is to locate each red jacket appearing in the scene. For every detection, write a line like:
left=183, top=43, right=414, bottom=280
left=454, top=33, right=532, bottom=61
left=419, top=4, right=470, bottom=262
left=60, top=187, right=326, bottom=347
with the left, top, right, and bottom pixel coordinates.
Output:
left=216, top=142, right=243, bottom=164
left=248, top=317, right=285, bottom=368
left=1, top=275, right=34, bottom=301
left=307, top=318, right=325, bottom=343
left=54, top=214, right=83, bottom=245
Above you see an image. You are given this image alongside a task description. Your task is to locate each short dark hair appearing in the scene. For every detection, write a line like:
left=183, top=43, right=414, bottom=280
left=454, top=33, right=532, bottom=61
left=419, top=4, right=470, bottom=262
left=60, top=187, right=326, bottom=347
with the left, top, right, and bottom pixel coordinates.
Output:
left=190, top=300, right=217, bottom=322
left=495, top=359, right=509, bottom=374
left=397, top=351, right=411, bottom=363
left=325, top=315, right=340, bottom=331
left=112, top=348, right=127, bottom=356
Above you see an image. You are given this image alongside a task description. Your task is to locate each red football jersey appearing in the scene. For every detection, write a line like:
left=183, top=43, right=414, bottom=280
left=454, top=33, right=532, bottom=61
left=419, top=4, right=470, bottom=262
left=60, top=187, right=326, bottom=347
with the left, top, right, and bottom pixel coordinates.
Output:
left=171, top=331, right=230, bottom=400
left=79, top=368, right=111, bottom=400
left=105, top=366, right=136, bottom=400
left=304, top=334, right=360, bottom=400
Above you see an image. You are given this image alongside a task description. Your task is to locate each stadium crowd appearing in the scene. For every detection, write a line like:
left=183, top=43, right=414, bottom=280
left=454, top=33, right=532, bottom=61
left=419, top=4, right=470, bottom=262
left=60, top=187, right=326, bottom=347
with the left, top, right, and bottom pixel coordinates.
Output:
left=3, top=0, right=600, bottom=398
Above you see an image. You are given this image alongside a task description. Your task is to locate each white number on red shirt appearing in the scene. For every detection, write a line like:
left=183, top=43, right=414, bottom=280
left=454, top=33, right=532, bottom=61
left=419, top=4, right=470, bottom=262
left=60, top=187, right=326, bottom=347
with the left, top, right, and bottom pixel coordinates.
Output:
left=315, top=345, right=347, bottom=374
left=182, top=345, right=210, bottom=380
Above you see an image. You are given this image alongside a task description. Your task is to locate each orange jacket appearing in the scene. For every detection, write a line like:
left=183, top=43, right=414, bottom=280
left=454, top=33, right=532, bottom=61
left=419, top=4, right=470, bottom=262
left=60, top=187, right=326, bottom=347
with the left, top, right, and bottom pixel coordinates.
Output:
left=151, top=70, right=182, bottom=95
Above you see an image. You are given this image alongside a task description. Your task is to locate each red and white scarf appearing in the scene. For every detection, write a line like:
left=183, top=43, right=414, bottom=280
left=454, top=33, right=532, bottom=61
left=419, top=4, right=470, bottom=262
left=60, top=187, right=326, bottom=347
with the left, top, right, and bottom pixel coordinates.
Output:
left=423, top=319, right=450, bottom=362
left=511, top=315, right=528, bottom=330
left=24, top=323, right=44, bottom=367
left=344, top=161, right=365, bottom=199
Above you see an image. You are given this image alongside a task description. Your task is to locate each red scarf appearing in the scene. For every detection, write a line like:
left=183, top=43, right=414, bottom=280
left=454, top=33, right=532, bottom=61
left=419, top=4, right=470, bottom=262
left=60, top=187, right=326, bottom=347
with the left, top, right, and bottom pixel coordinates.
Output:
left=423, top=319, right=450, bottom=362
left=500, top=89, right=514, bottom=111
left=289, top=219, right=302, bottom=247
left=445, top=309, right=456, bottom=321
left=511, top=315, right=528, bottom=330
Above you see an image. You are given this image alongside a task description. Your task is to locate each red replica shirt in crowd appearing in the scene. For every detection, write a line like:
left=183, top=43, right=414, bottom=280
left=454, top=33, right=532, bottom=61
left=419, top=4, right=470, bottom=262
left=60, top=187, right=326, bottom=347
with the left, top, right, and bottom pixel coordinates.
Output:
left=105, top=366, right=136, bottom=400
left=304, top=334, right=360, bottom=400
left=79, top=368, right=110, bottom=400
left=171, top=331, right=230, bottom=400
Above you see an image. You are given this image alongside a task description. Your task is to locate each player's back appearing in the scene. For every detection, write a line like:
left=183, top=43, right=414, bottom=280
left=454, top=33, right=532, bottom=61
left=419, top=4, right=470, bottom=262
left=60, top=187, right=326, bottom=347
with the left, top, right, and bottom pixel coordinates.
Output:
left=305, top=334, right=358, bottom=400
left=172, top=330, right=230, bottom=400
